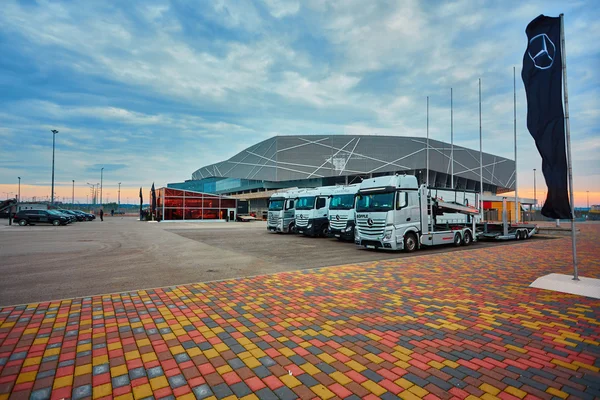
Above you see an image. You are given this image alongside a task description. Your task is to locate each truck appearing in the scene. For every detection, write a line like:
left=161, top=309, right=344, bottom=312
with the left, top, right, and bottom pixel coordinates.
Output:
left=354, top=174, right=480, bottom=251
left=295, top=186, right=337, bottom=237
left=327, top=184, right=360, bottom=241
left=477, top=197, right=538, bottom=240
left=267, top=189, right=304, bottom=233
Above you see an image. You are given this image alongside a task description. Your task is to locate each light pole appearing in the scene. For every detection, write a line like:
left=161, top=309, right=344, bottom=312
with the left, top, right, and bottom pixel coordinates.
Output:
left=533, top=168, right=537, bottom=208
left=100, top=167, right=104, bottom=208
left=17, top=177, right=21, bottom=204
left=587, top=190, right=590, bottom=209
left=72, top=179, right=75, bottom=207
left=118, top=182, right=121, bottom=209
left=50, top=129, right=58, bottom=204
left=4, top=192, right=14, bottom=200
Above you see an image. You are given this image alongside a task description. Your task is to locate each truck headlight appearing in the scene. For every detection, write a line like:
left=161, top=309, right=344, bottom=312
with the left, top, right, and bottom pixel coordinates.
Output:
left=383, top=230, right=393, bottom=240
left=307, top=223, right=312, bottom=229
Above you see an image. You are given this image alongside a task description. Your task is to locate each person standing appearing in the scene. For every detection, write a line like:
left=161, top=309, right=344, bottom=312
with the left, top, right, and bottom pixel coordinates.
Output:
left=100, top=209, right=104, bottom=221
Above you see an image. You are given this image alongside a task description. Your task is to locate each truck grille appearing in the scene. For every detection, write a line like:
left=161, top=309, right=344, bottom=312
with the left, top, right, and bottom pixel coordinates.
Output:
left=267, top=212, right=279, bottom=226
left=330, top=215, right=348, bottom=230
left=296, top=214, right=309, bottom=227
left=356, top=218, right=386, bottom=237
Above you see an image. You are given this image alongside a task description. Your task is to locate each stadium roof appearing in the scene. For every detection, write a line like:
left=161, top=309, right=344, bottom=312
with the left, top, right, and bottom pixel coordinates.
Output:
left=192, top=135, right=515, bottom=192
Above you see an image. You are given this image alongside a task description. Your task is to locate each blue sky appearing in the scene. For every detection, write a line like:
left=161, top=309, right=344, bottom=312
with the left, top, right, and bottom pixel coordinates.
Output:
left=1, top=0, right=598, bottom=204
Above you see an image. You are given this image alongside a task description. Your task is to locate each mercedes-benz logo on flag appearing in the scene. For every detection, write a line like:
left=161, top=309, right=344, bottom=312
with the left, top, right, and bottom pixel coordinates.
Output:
left=367, top=218, right=374, bottom=226
left=335, top=215, right=340, bottom=221
left=527, top=33, right=556, bottom=70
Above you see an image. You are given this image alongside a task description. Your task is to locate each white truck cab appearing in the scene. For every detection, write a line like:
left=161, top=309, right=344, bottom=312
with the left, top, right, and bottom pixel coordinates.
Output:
left=355, top=175, right=479, bottom=251
left=295, top=186, right=336, bottom=237
left=267, top=189, right=303, bottom=233
left=327, top=184, right=360, bottom=241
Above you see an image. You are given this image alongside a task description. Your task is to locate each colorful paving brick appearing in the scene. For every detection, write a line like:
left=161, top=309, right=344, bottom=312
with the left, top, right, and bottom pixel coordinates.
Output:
left=1, top=224, right=599, bottom=400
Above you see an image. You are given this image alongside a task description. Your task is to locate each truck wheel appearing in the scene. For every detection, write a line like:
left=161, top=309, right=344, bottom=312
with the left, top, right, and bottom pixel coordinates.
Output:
left=453, top=232, right=462, bottom=247
left=404, top=233, right=418, bottom=252
left=52, top=220, right=60, bottom=226
left=321, top=224, right=329, bottom=237
left=289, top=222, right=296, bottom=234
left=462, top=231, right=472, bottom=246
left=18, top=219, right=27, bottom=226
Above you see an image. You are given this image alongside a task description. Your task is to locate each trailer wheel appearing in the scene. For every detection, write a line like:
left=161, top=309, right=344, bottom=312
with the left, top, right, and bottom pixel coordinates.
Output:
left=462, top=231, right=472, bottom=246
left=522, top=230, right=529, bottom=239
left=404, top=233, right=418, bottom=252
left=453, top=232, right=462, bottom=247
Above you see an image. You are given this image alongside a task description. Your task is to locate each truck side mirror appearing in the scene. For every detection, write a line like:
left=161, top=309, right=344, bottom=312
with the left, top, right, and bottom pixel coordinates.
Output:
left=397, top=192, right=408, bottom=209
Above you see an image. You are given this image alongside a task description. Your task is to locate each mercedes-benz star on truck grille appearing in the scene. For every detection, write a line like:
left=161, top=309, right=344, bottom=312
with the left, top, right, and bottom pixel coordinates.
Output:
left=296, top=214, right=309, bottom=227
left=330, top=215, right=348, bottom=230
left=356, top=218, right=386, bottom=237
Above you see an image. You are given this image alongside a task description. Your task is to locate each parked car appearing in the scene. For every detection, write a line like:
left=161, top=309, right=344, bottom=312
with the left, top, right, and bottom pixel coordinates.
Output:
left=13, top=210, right=69, bottom=226
left=73, top=210, right=95, bottom=220
left=52, top=210, right=77, bottom=223
left=61, top=210, right=85, bottom=221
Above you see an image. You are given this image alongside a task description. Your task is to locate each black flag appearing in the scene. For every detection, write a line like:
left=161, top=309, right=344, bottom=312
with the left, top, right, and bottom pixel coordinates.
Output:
left=139, top=187, right=143, bottom=219
left=522, top=15, right=571, bottom=219
left=151, top=183, right=156, bottom=215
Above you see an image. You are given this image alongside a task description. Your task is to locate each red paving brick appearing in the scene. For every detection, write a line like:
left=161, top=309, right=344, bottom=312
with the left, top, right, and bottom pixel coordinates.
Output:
left=0, top=224, right=599, bottom=398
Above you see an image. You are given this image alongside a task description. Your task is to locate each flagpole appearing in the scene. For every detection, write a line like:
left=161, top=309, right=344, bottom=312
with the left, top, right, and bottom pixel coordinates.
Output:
left=479, top=79, right=483, bottom=222
left=426, top=96, right=430, bottom=188
left=450, top=87, right=454, bottom=189
left=514, top=67, right=519, bottom=224
left=560, top=13, right=578, bottom=280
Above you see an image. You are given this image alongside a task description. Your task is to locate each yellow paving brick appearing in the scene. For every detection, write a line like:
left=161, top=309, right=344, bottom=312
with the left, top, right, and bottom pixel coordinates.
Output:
left=300, top=363, right=321, bottom=375
left=150, top=376, right=169, bottom=390
left=392, top=351, right=411, bottom=362
left=546, top=387, right=568, bottom=399
left=214, top=343, right=229, bottom=353
left=240, top=395, right=259, bottom=400
left=317, top=353, right=336, bottom=364
left=242, top=357, right=260, bottom=369
left=408, top=385, right=429, bottom=397
left=176, top=394, right=196, bottom=400
left=77, top=343, right=92, bottom=352
left=16, top=372, right=37, bottom=384
left=443, top=360, right=460, bottom=368
left=93, top=383, right=113, bottom=399
left=280, top=374, right=301, bottom=388
left=75, top=364, right=92, bottom=376
left=250, top=348, right=266, bottom=358
left=398, top=390, right=421, bottom=400
left=238, top=351, right=252, bottom=360
left=394, top=360, right=411, bottom=369
left=93, top=354, right=109, bottom=366
left=428, top=360, right=445, bottom=369
left=136, top=338, right=150, bottom=347
left=107, top=341, right=123, bottom=350
left=220, top=396, right=237, bottom=400
left=361, top=380, right=386, bottom=396
left=480, top=383, right=501, bottom=395
left=551, top=359, right=578, bottom=371
left=504, top=386, right=527, bottom=399
left=345, top=360, right=367, bottom=372
left=364, top=353, right=385, bottom=364
left=573, top=361, right=600, bottom=372
left=111, top=364, right=129, bottom=377
left=279, top=347, right=295, bottom=358
left=125, top=350, right=140, bottom=361
left=22, top=357, right=42, bottom=367
left=329, top=371, right=352, bottom=385
left=170, top=345, right=185, bottom=355
left=395, top=377, right=414, bottom=389
left=505, top=344, right=527, bottom=354
left=44, top=348, right=60, bottom=357
left=115, top=394, right=134, bottom=400
left=217, top=365, right=232, bottom=374
left=141, top=352, right=157, bottom=363
left=338, top=347, right=355, bottom=357
left=132, top=383, right=153, bottom=399
left=203, top=349, right=219, bottom=359
left=187, top=347, right=202, bottom=358
left=311, top=384, right=335, bottom=399
left=53, top=375, right=73, bottom=389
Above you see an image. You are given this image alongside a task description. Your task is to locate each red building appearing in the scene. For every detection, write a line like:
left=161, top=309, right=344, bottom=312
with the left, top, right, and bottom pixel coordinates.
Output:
left=154, top=188, right=237, bottom=221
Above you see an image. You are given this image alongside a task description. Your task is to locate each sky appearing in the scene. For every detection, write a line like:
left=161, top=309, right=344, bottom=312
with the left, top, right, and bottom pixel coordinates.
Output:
left=0, top=0, right=598, bottom=206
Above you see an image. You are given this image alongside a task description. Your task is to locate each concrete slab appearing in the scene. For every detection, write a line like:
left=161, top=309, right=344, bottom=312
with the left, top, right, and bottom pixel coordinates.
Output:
left=530, top=273, right=600, bottom=299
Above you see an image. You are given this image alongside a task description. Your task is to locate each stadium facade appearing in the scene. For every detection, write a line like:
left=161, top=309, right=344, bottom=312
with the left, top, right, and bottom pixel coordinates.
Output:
left=168, top=135, right=516, bottom=200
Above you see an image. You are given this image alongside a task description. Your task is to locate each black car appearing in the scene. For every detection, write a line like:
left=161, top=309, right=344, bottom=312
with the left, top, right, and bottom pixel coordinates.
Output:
left=51, top=210, right=77, bottom=222
left=73, top=210, right=95, bottom=220
left=61, top=210, right=85, bottom=221
left=13, top=210, right=69, bottom=226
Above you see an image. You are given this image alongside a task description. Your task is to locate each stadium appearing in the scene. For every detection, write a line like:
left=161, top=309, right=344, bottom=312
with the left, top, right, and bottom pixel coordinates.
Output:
left=167, top=135, right=518, bottom=217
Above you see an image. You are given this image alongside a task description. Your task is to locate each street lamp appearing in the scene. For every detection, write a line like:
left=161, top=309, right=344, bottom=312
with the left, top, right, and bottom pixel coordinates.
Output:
left=17, top=177, right=20, bottom=204
left=4, top=192, right=14, bottom=200
left=100, top=167, right=104, bottom=208
left=533, top=168, right=537, bottom=208
left=50, top=130, right=58, bottom=204
left=118, top=182, right=121, bottom=209
left=72, top=179, right=75, bottom=207
left=587, top=190, right=590, bottom=209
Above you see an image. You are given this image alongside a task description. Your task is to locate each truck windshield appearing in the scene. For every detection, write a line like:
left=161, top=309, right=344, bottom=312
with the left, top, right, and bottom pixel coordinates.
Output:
left=356, top=192, right=394, bottom=212
left=329, top=194, right=355, bottom=210
left=268, top=200, right=284, bottom=211
left=296, top=196, right=316, bottom=210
